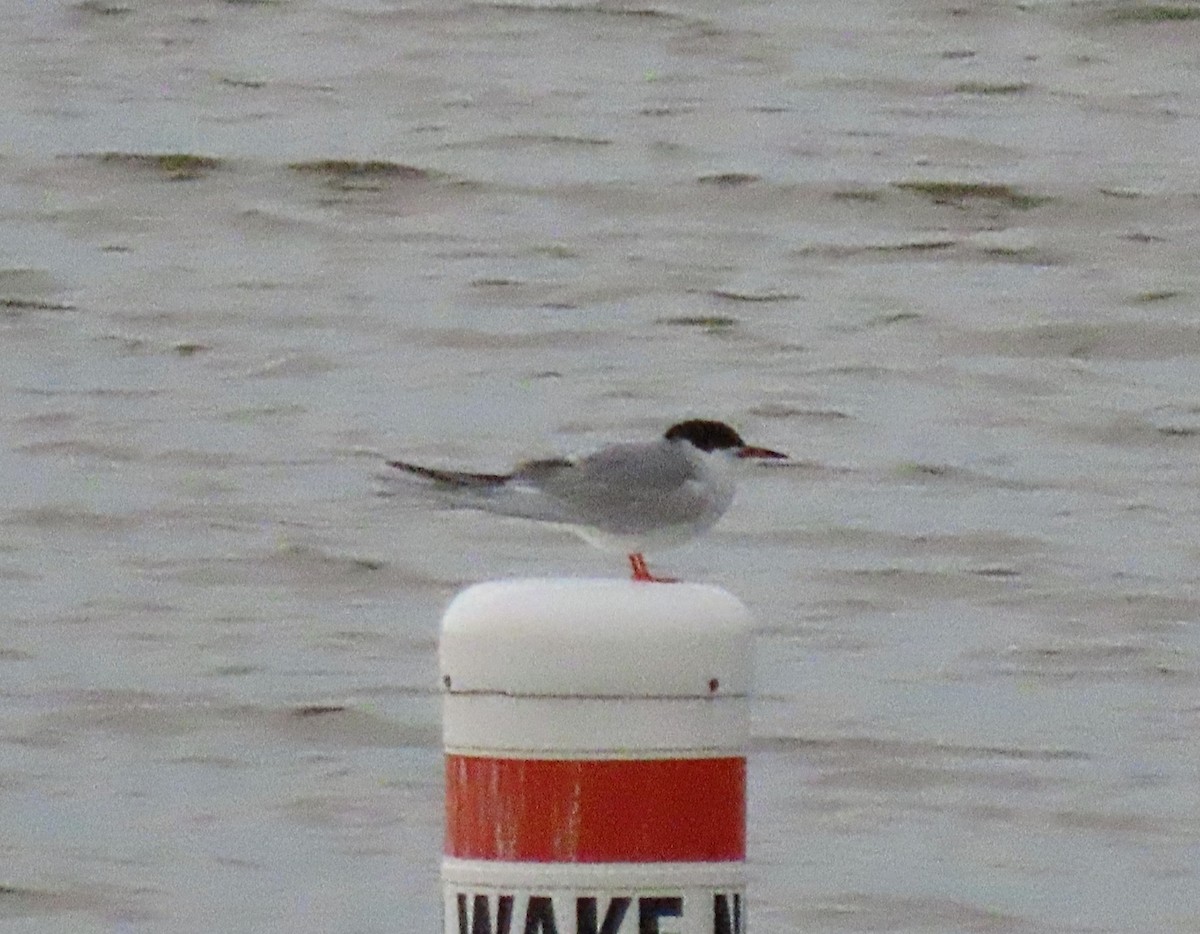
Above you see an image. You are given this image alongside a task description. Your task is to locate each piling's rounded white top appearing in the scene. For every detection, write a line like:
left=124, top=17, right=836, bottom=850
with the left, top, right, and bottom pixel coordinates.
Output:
left=439, top=579, right=753, bottom=698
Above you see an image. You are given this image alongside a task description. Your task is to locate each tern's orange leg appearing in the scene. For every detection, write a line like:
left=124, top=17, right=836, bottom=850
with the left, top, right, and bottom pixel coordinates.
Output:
left=628, top=553, right=678, bottom=583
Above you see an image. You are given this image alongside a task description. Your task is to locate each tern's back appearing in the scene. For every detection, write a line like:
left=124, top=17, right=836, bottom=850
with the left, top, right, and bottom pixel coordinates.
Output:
left=526, top=440, right=735, bottom=540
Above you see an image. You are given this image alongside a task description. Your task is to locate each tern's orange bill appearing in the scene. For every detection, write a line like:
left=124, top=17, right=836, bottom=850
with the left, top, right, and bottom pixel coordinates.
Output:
left=736, top=446, right=787, bottom=459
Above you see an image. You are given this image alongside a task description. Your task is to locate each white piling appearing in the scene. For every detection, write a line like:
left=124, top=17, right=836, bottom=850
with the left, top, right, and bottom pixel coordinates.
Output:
left=440, top=578, right=752, bottom=934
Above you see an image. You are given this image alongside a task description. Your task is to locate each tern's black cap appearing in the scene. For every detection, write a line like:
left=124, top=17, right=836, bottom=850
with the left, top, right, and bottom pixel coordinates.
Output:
left=663, top=419, right=746, bottom=452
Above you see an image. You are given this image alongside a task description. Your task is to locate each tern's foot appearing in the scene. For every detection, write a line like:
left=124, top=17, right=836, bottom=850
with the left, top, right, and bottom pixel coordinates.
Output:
left=628, top=553, right=679, bottom=583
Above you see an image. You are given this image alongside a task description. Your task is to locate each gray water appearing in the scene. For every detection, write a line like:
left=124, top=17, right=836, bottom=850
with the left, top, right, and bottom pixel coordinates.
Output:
left=2, top=1, right=1199, bottom=931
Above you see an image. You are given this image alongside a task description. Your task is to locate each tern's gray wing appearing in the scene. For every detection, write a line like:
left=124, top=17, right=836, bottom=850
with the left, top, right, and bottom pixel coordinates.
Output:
left=386, top=460, right=510, bottom=488
left=511, top=457, right=575, bottom=483
left=520, top=442, right=704, bottom=534
left=385, top=454, right=583, bottom=524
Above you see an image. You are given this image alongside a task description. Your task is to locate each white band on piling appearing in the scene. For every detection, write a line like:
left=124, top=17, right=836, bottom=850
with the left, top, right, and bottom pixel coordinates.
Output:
left=440, top=579, right=752, bottom=699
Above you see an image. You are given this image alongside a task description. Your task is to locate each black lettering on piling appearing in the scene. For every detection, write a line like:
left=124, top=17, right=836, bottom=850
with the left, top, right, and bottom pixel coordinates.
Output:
left=457, top=894, right=514, bottom=934
left=713, top=893, right=742, bottom=934
left=578, top=896, right=631, bottom=934
left=638, top=897, right=682, bottom=934
left=523, top=896, right=559, bottom=934
left=497, top=896, right=514, bottom=934
left=458, top=894, right=469, bottom=934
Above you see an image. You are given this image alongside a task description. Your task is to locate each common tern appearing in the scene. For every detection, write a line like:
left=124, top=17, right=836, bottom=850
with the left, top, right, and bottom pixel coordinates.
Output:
left=385, top=419, right=787, bottom=582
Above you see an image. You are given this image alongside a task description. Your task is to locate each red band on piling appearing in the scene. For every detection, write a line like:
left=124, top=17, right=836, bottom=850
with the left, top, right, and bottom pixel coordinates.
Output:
left=445, top=754, right=745, bottom=863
